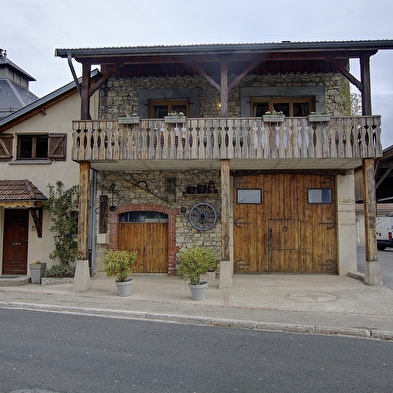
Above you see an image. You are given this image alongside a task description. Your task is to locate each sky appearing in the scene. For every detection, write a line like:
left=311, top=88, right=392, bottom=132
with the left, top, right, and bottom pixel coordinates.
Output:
left=3, top=0, right=393, bottom=147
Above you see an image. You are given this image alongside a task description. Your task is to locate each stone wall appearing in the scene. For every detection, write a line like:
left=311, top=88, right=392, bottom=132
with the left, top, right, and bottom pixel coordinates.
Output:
left=100, top=72, right=350, bottom=119
left=96, top=170, right=222, bottom=270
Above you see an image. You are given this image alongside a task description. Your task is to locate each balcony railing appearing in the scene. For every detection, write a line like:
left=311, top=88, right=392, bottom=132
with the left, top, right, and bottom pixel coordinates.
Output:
left=72, top=116, right=382, bottom=162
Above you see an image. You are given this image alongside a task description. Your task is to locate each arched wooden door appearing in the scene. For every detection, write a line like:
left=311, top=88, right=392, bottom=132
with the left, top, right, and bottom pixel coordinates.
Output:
left=118, top=211, right=168, bottom=273
left=233, top=174, right=337, bottom=274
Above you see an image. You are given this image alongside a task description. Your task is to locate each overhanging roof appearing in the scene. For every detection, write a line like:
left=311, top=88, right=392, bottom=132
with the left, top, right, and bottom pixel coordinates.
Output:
left=55, top=40, right=393, bottom=65
left=0, top=179, right=47, bottom=208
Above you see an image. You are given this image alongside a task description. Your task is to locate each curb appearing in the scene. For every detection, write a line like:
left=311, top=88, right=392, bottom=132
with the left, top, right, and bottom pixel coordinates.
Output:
left=1, top=301, right=393, bottom=341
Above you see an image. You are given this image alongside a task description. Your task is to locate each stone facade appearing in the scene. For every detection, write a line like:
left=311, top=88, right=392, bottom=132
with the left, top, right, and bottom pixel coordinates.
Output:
left=96, top=170, right=221, bottom=272
left=100, top=72, right=350, bottom=120
left=94, top=71, right=351, bottom=274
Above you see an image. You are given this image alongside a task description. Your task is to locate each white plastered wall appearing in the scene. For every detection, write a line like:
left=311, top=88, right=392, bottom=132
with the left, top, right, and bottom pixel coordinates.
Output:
left=1, top=91, right=99, bottom=273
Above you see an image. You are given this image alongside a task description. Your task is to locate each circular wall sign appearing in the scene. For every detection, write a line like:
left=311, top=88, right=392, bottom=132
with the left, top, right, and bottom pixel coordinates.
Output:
left=188, top=202, right=217, bottom=231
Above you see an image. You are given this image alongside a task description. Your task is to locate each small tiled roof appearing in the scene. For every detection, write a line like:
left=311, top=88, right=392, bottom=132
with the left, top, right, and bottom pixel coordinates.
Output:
left=0, top=180, right=47, bottom=202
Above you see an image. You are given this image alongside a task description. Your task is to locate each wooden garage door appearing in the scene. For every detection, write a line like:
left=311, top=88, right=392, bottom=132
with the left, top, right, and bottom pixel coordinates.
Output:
left=233, top=174, right=337, bottom=274
left=118, top=212, right=168, bottom=273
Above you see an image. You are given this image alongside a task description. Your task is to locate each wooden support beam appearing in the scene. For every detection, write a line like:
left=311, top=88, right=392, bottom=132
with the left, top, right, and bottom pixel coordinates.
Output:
left=29, top=207, right=43, bottom=238
left=228, top=57, right=262, bottom=91
left=89, top=63, right=123, bottom=97
left=220, top=159, right=230, bottom=261
left=362, top=158, right=382, bottom=285
left=360, top=53, right=372, bottom=115
left=220, top=59, right=229, bottom=117
left=81, top=63, right=91, bottom=120
left=77, top=161, right=91, bottom=260
left=325, top=56, right=363, bottom=91
left=187, top=60, right=221, bottom=92
left=219, top=159, right=233, bottom=289
left=376, top=164, right=393, bottom=189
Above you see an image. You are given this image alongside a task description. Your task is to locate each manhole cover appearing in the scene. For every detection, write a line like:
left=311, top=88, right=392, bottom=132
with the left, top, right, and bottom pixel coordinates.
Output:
left=287, top=292, right=337, bottom=303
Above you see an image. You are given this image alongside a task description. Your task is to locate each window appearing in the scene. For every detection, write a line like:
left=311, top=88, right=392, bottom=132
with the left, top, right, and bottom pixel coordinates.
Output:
left=237, top=189, right=262, bottom=204
left=251, top=98, right=314, bottom=117
left=16, top=134, right=67, bottom=161
left=119, top=211, right=169, bottom=223
left=18, top=135, right=48, bottom=159
left=307, top=188, right=333, bottom=204
left=148, top=100, right=189, bottom=118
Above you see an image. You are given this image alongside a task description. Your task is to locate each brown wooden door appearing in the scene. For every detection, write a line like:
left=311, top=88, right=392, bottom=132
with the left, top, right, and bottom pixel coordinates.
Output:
left=268, top=219, right=300, bottom=272
left=3, top=209, right=29, bottom=275
left=119, top=222, right=168, bottom=273
left=233, top=174, right=337, bottom=274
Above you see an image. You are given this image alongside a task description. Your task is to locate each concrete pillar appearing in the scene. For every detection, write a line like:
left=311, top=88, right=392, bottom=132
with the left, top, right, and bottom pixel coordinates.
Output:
left=219, top=260, right=233, bottom=289
left=73, top=259, right=90, bottom=292
left=336, top=171, right=357, bottom=275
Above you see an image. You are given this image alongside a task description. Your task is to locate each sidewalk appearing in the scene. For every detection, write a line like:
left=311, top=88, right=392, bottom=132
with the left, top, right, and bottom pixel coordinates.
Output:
left=1, top=274, right=393, bottom=340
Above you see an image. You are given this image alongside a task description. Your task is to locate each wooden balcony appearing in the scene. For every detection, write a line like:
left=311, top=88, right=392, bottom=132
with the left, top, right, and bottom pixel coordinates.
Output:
left=72, top=117, right=382, bottom=170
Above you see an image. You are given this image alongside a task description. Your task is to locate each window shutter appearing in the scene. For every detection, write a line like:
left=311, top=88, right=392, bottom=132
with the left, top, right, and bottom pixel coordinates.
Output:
left=0, top=134, right=13, bottom=161
left=48, top=133, right=67, bottom=161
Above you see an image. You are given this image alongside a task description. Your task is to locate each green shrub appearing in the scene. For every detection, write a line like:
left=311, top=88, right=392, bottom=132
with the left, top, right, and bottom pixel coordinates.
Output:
left=45, top=264, right=75, bottom=278
left=177, top=244, right=219, bottom=285
left=103, top=250, right=138, bottom=282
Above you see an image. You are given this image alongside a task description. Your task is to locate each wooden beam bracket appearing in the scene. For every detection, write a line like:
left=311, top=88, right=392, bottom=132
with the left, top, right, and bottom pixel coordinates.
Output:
left=29, top=207, right=43, bottom=238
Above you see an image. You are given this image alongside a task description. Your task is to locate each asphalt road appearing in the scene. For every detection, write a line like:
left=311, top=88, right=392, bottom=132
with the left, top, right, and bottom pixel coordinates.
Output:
left=357, top=245, right=393, bottom=289
left=1, top=309, right=392, bottom=393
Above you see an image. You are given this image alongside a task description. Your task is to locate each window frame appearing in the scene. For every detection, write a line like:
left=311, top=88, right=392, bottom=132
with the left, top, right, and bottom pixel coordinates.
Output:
left=148, top=99, right=190, bottom=118
left=17, top=134, right=49, bottom=160
left=307, top=188, right=333, bottom=204
left=251, top=97, right=315, bottom=117
left=15, top=133, right=67, bottom=162
left=236, top=188, right=262, bottom=204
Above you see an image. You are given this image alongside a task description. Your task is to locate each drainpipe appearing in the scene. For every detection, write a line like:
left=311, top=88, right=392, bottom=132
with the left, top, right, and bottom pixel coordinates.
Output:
left=67, top=51, right=82, bottom=97
left=89, top=169, right=97, bottom=277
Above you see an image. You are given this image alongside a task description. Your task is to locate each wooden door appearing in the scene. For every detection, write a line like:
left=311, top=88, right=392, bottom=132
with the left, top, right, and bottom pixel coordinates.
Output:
left=3, top=210, right=29, bottom=275
left=119, top=222, right=168, bottom=273
left=233, top=174, right=337, bottom=274
left=268, top=219, right=300, bottom=272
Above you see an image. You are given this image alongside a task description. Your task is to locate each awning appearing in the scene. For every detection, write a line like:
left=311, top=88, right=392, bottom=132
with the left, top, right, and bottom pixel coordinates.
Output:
left=0, top=179, right=47, bottom=208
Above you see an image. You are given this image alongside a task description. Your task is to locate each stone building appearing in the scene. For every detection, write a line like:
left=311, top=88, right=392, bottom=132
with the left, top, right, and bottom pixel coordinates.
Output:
left=2, top=40, right=392, bottom=288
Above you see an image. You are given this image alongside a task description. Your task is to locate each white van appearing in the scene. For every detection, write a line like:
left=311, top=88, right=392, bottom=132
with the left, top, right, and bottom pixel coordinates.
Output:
left=376, top=216, right=393, bottom=250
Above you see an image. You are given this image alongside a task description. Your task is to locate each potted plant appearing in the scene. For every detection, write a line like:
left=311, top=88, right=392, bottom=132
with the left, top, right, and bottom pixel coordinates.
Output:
left=307, top=112, right=331, bottom=122
left=103, top=250, right=138, bottom=296
left=177, top=244, right=219, bottom=301
left=29, top=261, right=47, bottom=284
left=164, top=111, right=186, bottom=123
left=118, top=112, right=140, bottom=124
left=262, top=110, right=285, bottom=123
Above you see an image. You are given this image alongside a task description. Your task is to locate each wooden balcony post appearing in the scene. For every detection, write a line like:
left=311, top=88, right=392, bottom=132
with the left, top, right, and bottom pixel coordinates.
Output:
left=360, top=53, right=372, bottom=116
left=220, top=59, right=229, bottom=117
left=362, top=158, right=382, bottom=285
left=73, top=161, right=91, bottom=292
left=81, top=63, right=91, bottom=120
left=219, top=159, right=233, bottom=288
